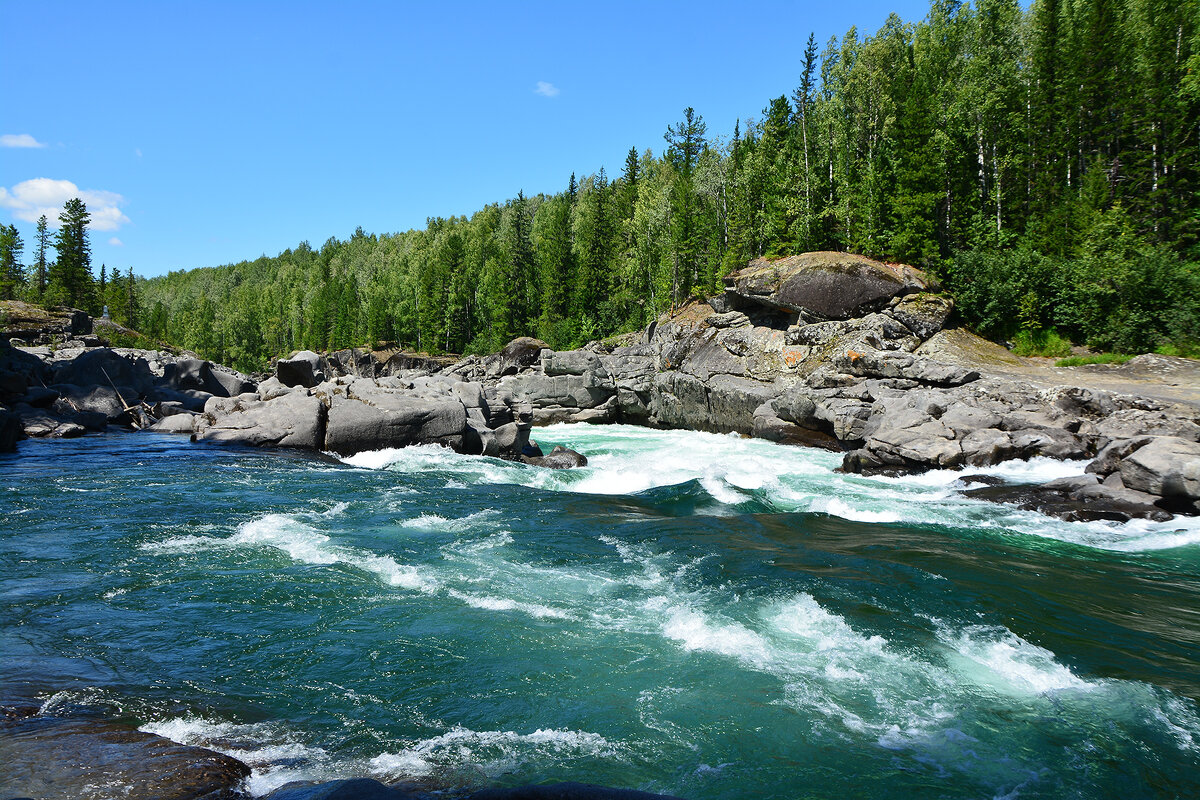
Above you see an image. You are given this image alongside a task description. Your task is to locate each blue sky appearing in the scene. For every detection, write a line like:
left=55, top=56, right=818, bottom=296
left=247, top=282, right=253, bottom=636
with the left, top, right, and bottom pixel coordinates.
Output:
left=2, top=0, right=935, bottom=278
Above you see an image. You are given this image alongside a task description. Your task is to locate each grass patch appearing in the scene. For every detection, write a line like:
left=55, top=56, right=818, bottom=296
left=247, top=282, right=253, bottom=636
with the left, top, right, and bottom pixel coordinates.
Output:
left=1155, top=342, right=1200, bottom=360
left=1012, top=328, right=1073, bottom=358
left=1056, top=353, right=1134, bottom=367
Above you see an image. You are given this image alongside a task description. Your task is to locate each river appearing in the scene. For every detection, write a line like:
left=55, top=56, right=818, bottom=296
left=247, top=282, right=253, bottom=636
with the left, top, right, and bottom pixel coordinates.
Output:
left=3, top=425, right=1199, bottom=798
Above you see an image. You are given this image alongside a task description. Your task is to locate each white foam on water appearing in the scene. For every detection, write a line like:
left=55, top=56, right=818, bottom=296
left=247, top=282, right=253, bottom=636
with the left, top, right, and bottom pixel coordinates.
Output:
left=141, top=716, right=341, bottom=797
left=229, top=514, right=440, bottom=593
left=770, top=593, right=889, bottom=659
left=657, top=600, right=773, bottom=667
left=369, top=725, right=622, bottom=780
left=140, top=534, right=228, bottom=554
left=1152, top=695, right=1200, bottom=753
left=809, top=497, right=905, bottom=524
left=445, top=588, right=574, bottom=620
left=318, top=501, right=350, bottom=517
left=231, top=514, right=340, bottom=565
left=339, top=424, right=1200, bottom=554
left=940, top=624, right=1091, bottom=695
left=401, top=508, right=498, bottom=532
left=143, top=513, right=440, bottom=594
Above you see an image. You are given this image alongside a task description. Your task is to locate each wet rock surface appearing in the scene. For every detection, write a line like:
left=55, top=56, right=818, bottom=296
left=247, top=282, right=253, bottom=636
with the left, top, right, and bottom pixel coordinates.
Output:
left=0, top=707, right=249, bottom=800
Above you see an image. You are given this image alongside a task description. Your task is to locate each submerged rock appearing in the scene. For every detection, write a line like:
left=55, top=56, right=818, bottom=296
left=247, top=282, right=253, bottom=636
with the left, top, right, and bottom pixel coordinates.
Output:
left=965, top=475, right=1175, bottom=523
left=522, top=445, right=588, bottom=469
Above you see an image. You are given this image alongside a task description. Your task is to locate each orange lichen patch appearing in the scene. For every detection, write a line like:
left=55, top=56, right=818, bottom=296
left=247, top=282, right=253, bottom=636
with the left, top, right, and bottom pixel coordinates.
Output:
left=847, top=350, right=862, bottom=362
left=784, top=349, right=805, bottom=368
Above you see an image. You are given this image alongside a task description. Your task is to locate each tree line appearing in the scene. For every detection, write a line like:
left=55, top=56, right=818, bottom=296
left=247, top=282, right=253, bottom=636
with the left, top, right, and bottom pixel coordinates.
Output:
left=7, top=0, right=1197, bottom=371
left=1, top=199, right=142, bottom=331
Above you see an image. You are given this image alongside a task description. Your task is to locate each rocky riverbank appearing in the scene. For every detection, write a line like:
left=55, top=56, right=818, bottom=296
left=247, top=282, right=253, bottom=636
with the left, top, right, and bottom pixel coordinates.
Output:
left=3, top=252, right=1199, bottom=521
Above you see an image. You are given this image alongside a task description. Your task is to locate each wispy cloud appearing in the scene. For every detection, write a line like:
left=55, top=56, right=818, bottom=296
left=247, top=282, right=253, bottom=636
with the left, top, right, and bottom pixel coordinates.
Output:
left=108, top=237, right=124, bottom=246
left=0, top=178, right=131, bottom=231
left=534, top=81, right=560, bottom=98
left=1, top=134, right=47, bottom=148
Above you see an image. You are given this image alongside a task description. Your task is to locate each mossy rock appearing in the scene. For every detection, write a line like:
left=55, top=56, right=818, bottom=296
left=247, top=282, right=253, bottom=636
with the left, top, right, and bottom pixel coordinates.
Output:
left=915, top=328, right=1023, bottom=368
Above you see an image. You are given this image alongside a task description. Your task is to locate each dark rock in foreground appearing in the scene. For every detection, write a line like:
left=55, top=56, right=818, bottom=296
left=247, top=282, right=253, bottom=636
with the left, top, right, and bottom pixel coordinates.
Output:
left=0, top=709, right=248, bottom=800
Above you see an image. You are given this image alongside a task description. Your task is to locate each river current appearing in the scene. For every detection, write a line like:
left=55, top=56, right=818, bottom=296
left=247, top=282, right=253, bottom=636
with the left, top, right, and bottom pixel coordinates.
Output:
left=3, top=425, right=1199, bottom=798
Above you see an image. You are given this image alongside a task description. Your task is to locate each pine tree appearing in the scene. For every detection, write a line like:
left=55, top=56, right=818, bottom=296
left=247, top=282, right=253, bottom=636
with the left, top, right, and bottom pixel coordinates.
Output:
left=50, top=198, right=96, bottom=311
left=792, top=33, right=821, bottom=250
left=494, top=191, right=535, bottom=343
left=0, top=225, right=24, bottom=300
left=32, top=215, right=49, bottom=298
left=664, top=108, right=708, bottom=305
left=537, top=191, right=576, bottom=329
left=574, top=170, right=613, bottom=322
left=125, top=267, right=139, bottom=328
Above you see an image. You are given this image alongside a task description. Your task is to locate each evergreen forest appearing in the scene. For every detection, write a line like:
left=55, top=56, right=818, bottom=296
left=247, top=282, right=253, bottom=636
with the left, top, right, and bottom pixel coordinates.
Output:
left=4, top=0, right=1198, bottom=372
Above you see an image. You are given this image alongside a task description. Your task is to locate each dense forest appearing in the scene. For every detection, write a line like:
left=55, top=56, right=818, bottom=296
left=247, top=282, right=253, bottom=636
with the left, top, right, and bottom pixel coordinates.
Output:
left=4, top=0, right=1197, bottom=372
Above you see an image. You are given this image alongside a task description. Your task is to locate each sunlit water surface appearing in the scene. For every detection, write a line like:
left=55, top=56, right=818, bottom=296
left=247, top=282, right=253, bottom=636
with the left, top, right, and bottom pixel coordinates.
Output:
left=3, top=425, right=1199, bottom=798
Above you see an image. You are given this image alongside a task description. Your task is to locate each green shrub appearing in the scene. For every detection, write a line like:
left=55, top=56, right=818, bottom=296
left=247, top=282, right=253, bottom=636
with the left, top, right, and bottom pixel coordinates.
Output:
left=1012, top=328, right=1073, bottom=358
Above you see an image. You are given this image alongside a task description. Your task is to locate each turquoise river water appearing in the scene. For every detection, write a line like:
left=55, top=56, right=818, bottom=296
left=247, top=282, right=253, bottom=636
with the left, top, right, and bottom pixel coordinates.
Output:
left=2, top=425, right=1200, bottom=799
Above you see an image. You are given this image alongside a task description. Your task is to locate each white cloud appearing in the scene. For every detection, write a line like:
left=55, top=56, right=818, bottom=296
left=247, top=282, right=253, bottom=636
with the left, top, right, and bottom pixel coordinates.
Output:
left=534, top=81, right=560, bottom=98
left=0, top=178, right=130, bottom=231
left=0, top=134, right=47, bottom=148
left=108, top=237, right=124, bottom=246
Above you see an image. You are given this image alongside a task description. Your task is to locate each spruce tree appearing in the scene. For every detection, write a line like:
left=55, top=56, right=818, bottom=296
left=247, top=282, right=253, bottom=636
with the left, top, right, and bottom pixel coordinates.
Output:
left=0, top=225, right=25, bottom=300
left=50, top=198, right=96, bottom=311
left=32, top=215, right=49, bottom=298
left=665, top=108, right=708, bottom=305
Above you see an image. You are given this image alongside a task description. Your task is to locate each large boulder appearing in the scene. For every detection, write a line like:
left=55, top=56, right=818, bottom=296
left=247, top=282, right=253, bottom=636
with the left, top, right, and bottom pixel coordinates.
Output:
left=325, top=348, right=378, bottom=378
left=499, top=337, right=549, bottom=375
left=888, top=292, right=954, bottom=340
left=277, top=350, right=326, bottom=388
left=0, top=406, right=25, bottom=450
left=522, top=445, right=589, bottom=469
left=161, top=357, right=255, bottom=398
left=198, top=391, right=326, bottom=449
left=1118, top=437, right=1200, bottom=500
left=53, top=348, right=155, bottom=395
left=324, top=392, right=467, bottom=455
left=725, top=252, right=936, bottom=320
left=52, top=385, right=136, bottom=424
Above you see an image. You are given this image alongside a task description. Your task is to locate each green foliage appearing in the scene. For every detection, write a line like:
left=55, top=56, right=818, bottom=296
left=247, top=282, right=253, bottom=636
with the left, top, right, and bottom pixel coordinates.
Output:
left=1055, top=353, right=1133, bottom=367
left=1011, top=328, right=1072, bottom=358
left=0, top=224, right=25, bottom=300
left=134, top=0, right=1197, bottom=365
left=49, top=198, right=98, bottom=313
